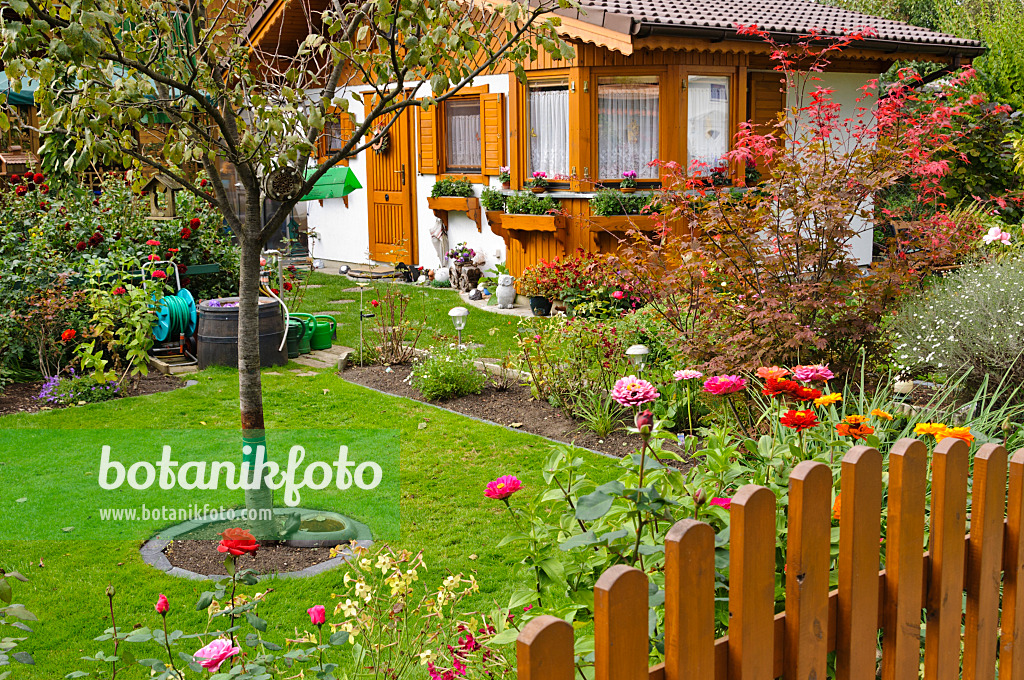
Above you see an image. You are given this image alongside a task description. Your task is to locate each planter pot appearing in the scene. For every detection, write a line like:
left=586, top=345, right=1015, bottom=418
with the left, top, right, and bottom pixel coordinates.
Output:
left=529, top=296, right=552, bottom=317
left=530, top=186, right=547, bottom=194
left=501, top=182, right=510, bottom=190
left=620, top=186, right=637, bottom=194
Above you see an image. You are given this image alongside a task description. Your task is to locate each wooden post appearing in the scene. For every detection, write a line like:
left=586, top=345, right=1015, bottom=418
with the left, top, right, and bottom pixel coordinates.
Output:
left=881, top=438, right=928, bottom=680
left=963, top=444, right=1008, bottom=680
left=785, top=461, right=832, bottom=680
left=665, top=520, right=715, bottom=680
left=595, top=565, right=649, bottom=680
left=923, top=438, right=970, bottom=680
left=517, top=616, right=575, bottom=680
left=729, top=485, right=777, bottom=680
left=836, top=446, right=883, bottom=680
left=1002, top=450, right=1024, bottom=680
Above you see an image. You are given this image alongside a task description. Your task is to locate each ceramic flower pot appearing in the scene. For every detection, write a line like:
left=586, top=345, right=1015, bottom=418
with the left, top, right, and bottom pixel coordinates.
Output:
left=529, top=296, right=552, bottom=316
left=501, top=182, right=510, bottom=190
left=620, top=186, right=637, bottom=194
left=531, top=186, right=546, bottom=194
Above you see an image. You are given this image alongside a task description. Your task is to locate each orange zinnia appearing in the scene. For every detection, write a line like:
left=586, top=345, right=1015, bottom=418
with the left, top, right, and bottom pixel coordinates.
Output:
left=832, top=493, right=841, bottom=521
left=836, top=422, right=875, bottom=441
left=935, top=426, right=974, bottom=444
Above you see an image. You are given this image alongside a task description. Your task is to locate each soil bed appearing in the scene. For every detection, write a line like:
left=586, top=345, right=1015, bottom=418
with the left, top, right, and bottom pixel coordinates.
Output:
left=342, top=364, right=685, bottom=460
left=0, top=372, right=186, bottom=417
left=164, top=539, right=337, bottom=576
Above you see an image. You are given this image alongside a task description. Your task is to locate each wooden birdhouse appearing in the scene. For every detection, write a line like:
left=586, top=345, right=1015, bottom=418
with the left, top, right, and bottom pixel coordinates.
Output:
left=0, top=146, right=38, bottom=176
left=142, top=174, right=182, bottom=220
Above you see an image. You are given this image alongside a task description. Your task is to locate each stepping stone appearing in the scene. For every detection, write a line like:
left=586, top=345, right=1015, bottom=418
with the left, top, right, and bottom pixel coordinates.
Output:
left=293, top=355, right=336, bottom=370
left=305, top=284, right=323, bottom=289
left=328, top=299, right=356, bottom=304
left=264, top=371, right=283, bottom=376
left=293, top=371, right=318, bottom=376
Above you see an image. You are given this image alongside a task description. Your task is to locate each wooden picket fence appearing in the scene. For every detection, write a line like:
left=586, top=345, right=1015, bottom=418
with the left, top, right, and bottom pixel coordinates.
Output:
left=517, top=438, right=1024, bottom=680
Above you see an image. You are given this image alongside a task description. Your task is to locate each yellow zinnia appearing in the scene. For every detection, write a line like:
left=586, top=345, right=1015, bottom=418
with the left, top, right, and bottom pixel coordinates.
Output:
left=935, top=426, right=975, bottom=444
left=914, top=422, right=947, bottom=437
left=871, top=408, right=894, bottom=421
left=814, top=392, right=843, bottom=407
left=844, top=414, right=868, bottom=425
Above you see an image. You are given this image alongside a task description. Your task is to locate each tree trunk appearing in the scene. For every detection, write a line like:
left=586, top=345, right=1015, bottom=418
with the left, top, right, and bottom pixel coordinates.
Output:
left=237, top=228, right=274, bottom=535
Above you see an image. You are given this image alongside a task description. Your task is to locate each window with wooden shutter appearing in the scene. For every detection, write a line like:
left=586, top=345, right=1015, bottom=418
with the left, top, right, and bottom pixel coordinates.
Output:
left=318, top=108, right=355, bottom=166
left=418, top=103, right=439, bottom=174
left=481, top=92, right=506, bottom=176
left=746, top=72, right=786, bottom=179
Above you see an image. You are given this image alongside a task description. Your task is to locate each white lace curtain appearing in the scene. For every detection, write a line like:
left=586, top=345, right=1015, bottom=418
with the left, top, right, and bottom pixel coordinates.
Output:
left=529, top=87, right=570, bottom=177
left=687, top=76, right=731, bottom=170
left=598, top=77, right=660, bottom=180
left=446, top=100, right=481, bottom=171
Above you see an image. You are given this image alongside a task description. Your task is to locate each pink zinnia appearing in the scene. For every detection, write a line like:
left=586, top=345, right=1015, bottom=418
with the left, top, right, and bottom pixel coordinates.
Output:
left=710, top=497, right=732, bottom=510
left=145, top=239, right=160, bottom=246
left=755, top=366, right=789, bottom=379
left=485, top=475, right=522, bottom=500
left=610, top=376, right=660, bottom=407
left=193, top=639, right=240, bottom=672
left=612, top=290, right=625, bottom=300
left=674, top=369, right=703, bottom=381
left=792, top=364, right=834, bottom=383
left=702, top=375, right=747, bottom=396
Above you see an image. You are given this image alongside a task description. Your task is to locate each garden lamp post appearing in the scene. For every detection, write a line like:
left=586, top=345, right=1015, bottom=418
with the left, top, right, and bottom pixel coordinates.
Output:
left=626, top=344, right=650, bottom=375
left=449, top=306, right=469, bottom=348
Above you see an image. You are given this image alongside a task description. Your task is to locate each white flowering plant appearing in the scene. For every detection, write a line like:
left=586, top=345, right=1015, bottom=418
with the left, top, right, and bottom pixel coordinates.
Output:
left=410, top=344, right=487, bottom=401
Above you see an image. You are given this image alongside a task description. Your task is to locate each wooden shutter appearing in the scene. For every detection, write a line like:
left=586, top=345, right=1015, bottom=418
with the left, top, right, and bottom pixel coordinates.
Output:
left=417, top=103, right=439, bottom=174
left=480, top=92, right=506, bottom=176
left=747, top=73, right=786, bottom=177
left=318, top=109, right=355, bottom=166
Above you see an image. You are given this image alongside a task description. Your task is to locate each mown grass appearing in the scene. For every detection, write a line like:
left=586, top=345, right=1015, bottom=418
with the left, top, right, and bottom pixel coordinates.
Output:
left=292, top=272, right=528, bottom=360
left=0, top=364, right=619, bottom=678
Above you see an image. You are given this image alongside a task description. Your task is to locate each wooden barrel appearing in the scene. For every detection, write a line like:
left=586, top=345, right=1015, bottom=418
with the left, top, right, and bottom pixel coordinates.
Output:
left=196, top=297, right=287, bottom=369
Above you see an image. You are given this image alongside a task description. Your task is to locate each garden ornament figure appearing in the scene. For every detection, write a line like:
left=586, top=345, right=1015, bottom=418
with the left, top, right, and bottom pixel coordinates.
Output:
left=496, top=274, right=516, bottom=309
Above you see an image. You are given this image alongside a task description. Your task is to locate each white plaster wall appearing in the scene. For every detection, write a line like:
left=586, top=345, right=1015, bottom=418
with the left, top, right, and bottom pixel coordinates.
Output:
left=307, top=74, right=510, bottom=274
left=783, top=71, right=881, bottom=266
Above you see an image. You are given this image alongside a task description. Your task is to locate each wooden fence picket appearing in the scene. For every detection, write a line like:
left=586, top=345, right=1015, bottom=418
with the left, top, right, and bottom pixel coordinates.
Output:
left=594, top=565, right=648, bottom=680
left=1002, top=449, right=1024, bottom=680
left=964, top=443, right=1008, bottom=680
left=516, top=616, right=575, bottom=680
left=728, top=485, right=776, bottom=680
left=664, top=520, right=715, bottom=680
left=923, top=438, right=970, bottom=680
left=514, top=437, right=1024, bottom=680
left=784, top=461, right=831, bottom=680
left=836, top=446, right=882, bottom=680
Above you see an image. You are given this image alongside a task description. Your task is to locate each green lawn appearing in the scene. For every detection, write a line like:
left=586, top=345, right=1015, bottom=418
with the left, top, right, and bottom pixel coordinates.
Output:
left=0, top=362, right=619, bottom=678
left=293, top=272, right=527, bottom=359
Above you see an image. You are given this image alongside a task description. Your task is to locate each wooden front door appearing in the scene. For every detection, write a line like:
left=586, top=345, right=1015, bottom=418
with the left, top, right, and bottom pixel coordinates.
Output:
left=365, top=102, right=417, bottom=263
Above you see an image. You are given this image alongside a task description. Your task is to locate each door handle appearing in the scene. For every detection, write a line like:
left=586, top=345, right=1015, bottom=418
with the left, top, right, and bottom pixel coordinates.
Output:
left=393, top=165, right=405, bottom=186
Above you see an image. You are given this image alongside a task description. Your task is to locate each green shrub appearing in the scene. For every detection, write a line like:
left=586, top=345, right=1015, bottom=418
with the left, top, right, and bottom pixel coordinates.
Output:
left=504, top=192, right=559, bottom=215
left=589, top=190, right=654, bottom=216
left=481, top=187, right=505, bottom=211
left=429, top=278, right=451, bottom=288
left=894, top=256, right=1024, bottom=388
left=430, top=177, right=474, bottom=198
left=410, top=344, right=487, bottom=400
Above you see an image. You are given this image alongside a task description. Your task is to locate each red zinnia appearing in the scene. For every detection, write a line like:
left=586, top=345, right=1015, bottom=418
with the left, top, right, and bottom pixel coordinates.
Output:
left=60, top=329, right=76, bottom=342
left=146, top=239, right=160, bottom=246
left=113, top=286, right=127, bottom=295
left=762, top=376, right=801, bottom=398
left=10, top=174, right=19, bottom=182
left=792, top=385, right=822, bottom=402
left=75, top=241, right=87, bottom=251
left=189, top=217, right=201, bottom=228
left=780, top=409, right=820, bottom=432
left=180, top=227, right=192, bottom=239
left=217, top=528, right=259, bottom=556
left=32, top=173, right=44, bottom=184
left=39, top=184, right=49, bottom=194
left=15, top=185, right=27, bottom=196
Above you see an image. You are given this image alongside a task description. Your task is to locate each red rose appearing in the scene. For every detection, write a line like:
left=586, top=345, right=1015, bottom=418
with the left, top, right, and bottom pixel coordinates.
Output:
left=200, top=179, right=208, bottom=187
left=283, top=281, right=293, bottom=291
left=9, top=174, right=19, bottom=182
left=370, top=299, right=380, bottom=307
left=217, top=528, right=259, bottom=556
left=113, top=286, right=127, bottom=295
left=32, top=173, right=44, bottom=184
left=75, top=241, right=87, bottom=251
left=60, top=329, right=76, bottom=342
left=189, top=217, right=201, bottom=228
left=152, top=270, right=167, bottom=279
left=180, top=227, right=192, bottom=239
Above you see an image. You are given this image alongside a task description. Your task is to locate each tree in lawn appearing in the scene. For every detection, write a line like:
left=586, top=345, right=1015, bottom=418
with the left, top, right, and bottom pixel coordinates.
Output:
left=2, top=0, right=575, bottom=528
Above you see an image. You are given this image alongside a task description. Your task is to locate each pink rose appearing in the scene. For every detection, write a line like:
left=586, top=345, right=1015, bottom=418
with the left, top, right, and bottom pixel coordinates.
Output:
left=308, top=604, right=326, bottom=625
left=710, top=497, right=732, bottom=510
left=634, top=409, right=654, bottom=433
left=155, top=594, right=169, bottom=614
left=702, top=375, right=747, bottom=396
left=193, top=638, right=240, bottom=672
left=612, top=290, right=625, bottom=300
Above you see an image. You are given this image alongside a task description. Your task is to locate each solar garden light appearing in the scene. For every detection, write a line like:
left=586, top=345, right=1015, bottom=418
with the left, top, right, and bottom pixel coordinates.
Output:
left=625, top=344, right=650, bottom=374
left=449, top=306, right=469, bottom=348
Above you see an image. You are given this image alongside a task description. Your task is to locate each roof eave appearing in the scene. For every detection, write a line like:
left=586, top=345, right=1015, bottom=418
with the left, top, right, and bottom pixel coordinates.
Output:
left=630, top=22, right=985, bottom=58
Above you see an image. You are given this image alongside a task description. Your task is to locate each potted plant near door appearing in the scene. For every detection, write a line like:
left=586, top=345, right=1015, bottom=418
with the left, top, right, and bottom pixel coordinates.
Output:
left=518, top=261, right=554, bottom=316
left=498, top=166, right=511, bottom=190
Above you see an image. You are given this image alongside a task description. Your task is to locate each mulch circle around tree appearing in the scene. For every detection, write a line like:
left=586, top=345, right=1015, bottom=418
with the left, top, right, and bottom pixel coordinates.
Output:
left=164, top=540, right=338, bottom=576
left=341, top=364, right=685, bottom=460
left=0, top=372, right=186, bottom=417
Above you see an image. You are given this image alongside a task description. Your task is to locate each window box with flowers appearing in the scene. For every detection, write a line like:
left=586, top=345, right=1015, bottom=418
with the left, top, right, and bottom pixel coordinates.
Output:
left=501, top=192, right=567, bottom=251
left=587, top=190, right=661, bottom=233
left=427, top=178, right=482, bottom=232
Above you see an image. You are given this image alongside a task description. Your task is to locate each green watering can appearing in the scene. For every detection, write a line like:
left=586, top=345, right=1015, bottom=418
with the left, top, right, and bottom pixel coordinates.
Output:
left=291, top=314, right=315, bottom=355
left=286, top=317, right=308, bottom=358
left=309, top=314, right=337, bottom=351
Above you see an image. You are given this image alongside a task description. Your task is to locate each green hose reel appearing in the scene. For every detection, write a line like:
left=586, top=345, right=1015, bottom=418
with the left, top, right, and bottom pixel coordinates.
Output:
left=153, top=289, right=197, bottom=342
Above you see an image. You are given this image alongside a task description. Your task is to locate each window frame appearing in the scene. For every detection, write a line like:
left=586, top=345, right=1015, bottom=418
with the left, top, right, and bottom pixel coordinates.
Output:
left=432, top=85, right=491, bottom=183
left=680, top=66, right=739, bottom=185
left=525, top=76, right=572, bottom=182
left=590, top=66, right=669, bottom=186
